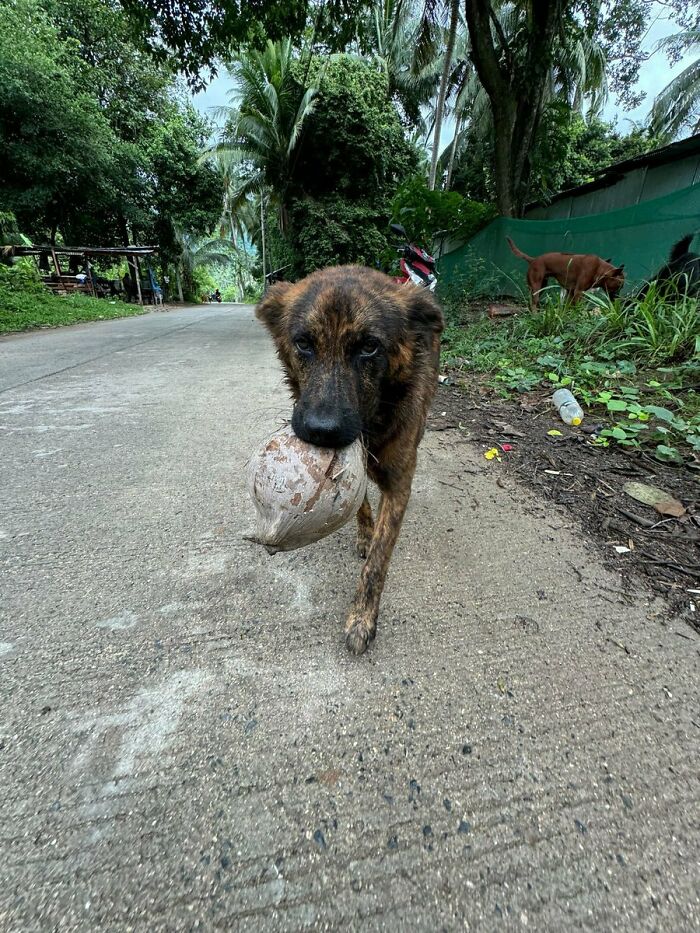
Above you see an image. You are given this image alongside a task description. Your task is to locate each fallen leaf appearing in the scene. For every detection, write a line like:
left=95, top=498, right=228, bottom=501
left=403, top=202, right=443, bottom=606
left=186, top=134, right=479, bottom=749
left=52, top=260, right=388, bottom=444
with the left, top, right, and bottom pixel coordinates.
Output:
left=547, top=429, right=563, bottom=437
left=623, top=481, right=686, bottom=518
left=493, top=421, right=526, bottom=438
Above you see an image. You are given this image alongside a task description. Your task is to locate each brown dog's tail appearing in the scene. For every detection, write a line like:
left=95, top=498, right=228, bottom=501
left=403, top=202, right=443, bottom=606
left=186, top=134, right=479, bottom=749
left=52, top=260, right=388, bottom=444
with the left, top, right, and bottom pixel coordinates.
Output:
left=506, top=236, right=534, bottom=263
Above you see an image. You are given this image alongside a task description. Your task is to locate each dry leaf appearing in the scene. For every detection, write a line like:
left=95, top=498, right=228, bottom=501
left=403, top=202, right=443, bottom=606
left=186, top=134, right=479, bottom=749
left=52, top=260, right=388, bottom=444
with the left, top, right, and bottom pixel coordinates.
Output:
left=623, top=481, right=686, bottom=518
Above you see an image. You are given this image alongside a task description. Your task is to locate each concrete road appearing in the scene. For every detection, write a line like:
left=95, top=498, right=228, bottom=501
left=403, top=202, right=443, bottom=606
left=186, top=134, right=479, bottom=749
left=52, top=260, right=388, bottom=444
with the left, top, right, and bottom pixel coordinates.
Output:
left=1, top=305, right=698, bottom=931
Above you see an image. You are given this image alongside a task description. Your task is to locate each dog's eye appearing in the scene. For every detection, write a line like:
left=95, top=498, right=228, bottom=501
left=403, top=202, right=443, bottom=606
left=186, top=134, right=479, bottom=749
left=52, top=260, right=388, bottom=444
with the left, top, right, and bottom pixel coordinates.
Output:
left=294, top=336, right=313, bottom=355
left=359, top=337, right=380, bottom=358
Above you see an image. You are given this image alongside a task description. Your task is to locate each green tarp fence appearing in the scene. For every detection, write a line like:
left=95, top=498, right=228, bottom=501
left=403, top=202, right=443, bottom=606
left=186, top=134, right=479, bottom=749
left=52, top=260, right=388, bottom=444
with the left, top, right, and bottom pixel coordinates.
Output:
left=438, top=182, right=700, bottom=298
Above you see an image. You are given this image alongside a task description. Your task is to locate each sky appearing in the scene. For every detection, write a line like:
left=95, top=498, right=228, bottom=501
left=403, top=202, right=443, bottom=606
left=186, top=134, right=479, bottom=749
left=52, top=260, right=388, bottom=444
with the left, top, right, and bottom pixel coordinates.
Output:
left=191, top=11, right=697, bottom=139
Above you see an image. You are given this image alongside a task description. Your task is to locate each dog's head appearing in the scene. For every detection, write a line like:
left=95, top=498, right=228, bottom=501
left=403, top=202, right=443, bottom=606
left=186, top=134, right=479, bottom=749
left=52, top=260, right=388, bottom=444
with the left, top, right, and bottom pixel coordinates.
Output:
left=601, top=263, right=625, bottom=297
left=255, top=265, right=444, bottom=449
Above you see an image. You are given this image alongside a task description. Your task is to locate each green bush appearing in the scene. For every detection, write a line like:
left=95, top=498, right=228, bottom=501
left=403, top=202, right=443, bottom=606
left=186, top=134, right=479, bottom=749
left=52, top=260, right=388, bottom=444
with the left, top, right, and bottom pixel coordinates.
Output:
left=289, top=196, right=391, bottom=277
left=0, top=258, right=44, bottom=292
left=391, top=177, right=495, bottom=249
left=286, top=54, right=418, bottom=277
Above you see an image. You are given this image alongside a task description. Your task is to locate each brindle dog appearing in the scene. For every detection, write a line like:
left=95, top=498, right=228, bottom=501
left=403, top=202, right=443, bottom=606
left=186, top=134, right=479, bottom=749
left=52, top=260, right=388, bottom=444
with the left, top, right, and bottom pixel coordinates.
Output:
left=255, top=264, right=444, bottom=655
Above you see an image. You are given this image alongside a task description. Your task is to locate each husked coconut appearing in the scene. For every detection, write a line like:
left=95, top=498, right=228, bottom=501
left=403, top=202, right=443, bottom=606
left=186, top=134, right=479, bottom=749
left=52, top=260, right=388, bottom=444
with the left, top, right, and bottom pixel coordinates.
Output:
left=247, top=423, right=367, bottom=553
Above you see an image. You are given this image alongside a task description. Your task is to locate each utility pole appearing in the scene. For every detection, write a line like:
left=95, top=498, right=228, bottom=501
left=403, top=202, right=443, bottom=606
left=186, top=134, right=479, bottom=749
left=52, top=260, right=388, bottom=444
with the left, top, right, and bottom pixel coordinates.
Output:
left=260, top=193, right=267, bottom=290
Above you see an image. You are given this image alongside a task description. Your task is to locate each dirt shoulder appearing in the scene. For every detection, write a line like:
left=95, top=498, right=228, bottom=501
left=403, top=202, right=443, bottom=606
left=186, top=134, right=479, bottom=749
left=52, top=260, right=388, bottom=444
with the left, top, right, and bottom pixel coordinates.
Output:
left=429, top=378, right=699, bottom=632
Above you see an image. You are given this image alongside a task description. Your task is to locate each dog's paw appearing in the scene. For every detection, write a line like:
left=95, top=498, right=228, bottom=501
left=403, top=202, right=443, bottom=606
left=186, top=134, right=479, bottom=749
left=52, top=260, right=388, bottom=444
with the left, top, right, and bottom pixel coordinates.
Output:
left=355, top=533, right=371, bottom=560
left=345, top=619, right=376, bottom=656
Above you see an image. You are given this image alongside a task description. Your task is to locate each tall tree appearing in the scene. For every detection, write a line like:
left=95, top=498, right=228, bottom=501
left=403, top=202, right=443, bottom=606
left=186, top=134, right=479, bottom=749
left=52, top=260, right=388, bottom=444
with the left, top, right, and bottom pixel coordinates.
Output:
left=116, top=0, right=368, bottom=88
left=203, top=39, right=319, bottom=233
left=464, top=0, right=565, bottom=215
left=429, top=0, right=460, bottom=189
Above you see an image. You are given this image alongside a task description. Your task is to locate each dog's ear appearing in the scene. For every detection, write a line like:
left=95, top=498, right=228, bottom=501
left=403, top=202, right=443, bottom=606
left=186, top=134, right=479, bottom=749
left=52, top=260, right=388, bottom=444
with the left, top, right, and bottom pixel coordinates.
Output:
left=255, top=282, right=293, bottom=340
left=612, top=265, right=625, bottom=275
left=404, top=288, right=444, bottom=338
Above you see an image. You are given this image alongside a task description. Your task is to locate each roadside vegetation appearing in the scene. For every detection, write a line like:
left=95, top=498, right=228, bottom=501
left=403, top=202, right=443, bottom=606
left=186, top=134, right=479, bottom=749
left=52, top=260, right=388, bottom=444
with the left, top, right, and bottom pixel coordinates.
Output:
left=441, top=284, right=700, bottom=466
left=0, top=262, right=145, bottom=333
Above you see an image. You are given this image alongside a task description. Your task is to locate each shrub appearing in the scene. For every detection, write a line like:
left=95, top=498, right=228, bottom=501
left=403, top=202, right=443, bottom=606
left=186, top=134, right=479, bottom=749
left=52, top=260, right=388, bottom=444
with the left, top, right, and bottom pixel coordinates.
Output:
left=391, top=177, right=495, bottom=248
left=289, top=196, right=391, bottom=277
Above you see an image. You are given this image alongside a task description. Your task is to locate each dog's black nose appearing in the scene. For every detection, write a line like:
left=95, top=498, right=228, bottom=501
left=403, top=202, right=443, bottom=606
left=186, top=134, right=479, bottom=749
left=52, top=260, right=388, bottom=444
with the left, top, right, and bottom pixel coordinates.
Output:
left=293, top=408, right=360, bottom=449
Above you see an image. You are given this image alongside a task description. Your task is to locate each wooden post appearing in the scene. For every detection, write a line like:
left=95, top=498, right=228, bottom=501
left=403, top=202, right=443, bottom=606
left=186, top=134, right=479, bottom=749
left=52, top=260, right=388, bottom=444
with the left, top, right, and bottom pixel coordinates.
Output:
left=133, top=255, right=143, bottom=305
left=51, top=248, right=62, bottom=276
left=86, top=255, right=97, bottom=297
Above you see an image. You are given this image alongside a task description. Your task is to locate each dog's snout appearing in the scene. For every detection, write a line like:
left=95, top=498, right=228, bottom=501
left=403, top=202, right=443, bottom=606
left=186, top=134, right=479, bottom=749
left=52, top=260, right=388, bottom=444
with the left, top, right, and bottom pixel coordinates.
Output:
left=293, top=407, right=360, bottom=449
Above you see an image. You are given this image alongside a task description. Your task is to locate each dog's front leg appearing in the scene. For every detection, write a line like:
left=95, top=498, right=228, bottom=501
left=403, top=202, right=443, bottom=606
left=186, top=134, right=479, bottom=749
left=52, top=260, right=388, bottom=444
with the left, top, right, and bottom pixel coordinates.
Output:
left=345, top=479, right=412, bottom=655
left=355, top=494, right=374, bottom=559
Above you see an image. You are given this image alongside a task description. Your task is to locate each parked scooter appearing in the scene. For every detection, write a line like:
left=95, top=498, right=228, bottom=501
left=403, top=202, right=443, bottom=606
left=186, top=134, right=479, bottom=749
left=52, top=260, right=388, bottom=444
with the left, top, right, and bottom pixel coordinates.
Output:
left=390, top=223, right=438, bottom=291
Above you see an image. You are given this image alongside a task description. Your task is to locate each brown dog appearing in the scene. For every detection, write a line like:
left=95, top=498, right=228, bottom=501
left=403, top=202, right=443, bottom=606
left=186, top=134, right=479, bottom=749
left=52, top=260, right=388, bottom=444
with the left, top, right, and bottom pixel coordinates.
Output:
left=255, top=265, right=444, bottom=655
left=507, top=237, right=625, bottom=307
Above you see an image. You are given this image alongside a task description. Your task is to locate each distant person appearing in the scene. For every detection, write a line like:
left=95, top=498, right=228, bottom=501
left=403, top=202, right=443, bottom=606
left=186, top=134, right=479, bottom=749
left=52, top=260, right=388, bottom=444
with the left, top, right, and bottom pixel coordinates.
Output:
left=213, top=289, right=222, bottom=303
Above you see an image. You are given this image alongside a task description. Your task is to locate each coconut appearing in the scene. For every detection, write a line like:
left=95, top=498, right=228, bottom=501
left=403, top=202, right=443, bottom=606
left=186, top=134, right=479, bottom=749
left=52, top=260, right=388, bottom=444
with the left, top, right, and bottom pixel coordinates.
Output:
left=247, top=423, right=367, bottom=553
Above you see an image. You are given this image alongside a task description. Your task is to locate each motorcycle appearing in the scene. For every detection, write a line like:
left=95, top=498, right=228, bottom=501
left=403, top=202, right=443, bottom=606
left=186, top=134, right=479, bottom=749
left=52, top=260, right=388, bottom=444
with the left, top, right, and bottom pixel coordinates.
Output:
left=390, top=223, right=438, bottom=291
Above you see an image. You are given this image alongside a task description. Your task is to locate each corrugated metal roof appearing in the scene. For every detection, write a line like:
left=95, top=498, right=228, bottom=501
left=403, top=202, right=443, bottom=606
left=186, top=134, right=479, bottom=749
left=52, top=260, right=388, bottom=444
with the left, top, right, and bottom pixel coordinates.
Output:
left=525, top=132, right=700, bottom=212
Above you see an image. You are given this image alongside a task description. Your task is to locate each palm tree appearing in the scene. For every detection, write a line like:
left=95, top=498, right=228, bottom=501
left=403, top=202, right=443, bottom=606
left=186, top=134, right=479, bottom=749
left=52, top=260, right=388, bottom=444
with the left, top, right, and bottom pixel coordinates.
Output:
left=173, top=228, right=237, bottom=301
left=437, top=4, right=608, bottom=194
left=363, top=0, right=441, bottom=131
left=650, top=30, right=700, bottom=139
left=428, top=0, right=460, bottom=190
left=203, top=39, right=320, bottom=235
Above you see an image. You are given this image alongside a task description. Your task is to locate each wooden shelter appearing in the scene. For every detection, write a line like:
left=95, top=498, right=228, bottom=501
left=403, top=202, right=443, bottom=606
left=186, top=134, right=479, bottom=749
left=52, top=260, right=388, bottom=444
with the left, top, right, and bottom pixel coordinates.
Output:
left=5, top=244, right=161, bottom=305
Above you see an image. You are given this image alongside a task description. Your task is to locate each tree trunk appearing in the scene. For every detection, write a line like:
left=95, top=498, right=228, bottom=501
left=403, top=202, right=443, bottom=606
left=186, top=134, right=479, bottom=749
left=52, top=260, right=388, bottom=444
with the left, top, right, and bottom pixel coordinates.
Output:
left=491, top=102, right=517, bottom=216
left=444, top=111, right=463, bottom=191
left=465, top=0, right=562, bottom=216
left=176, top=268, right=184, bottom=303
left=429, top=0, right=460, bottom=191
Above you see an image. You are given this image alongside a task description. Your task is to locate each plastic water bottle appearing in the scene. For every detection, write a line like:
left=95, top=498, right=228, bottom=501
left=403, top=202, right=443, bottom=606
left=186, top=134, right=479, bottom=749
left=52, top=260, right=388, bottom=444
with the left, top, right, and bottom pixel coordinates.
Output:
left=552, top=388, right=584, bottom=426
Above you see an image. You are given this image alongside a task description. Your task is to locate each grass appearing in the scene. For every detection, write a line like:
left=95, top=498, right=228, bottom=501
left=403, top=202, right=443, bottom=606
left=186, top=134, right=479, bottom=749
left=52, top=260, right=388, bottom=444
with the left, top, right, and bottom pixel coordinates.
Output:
left=440, top=283, right=700, bottom=465
left=0, top=262, right=148, bottom=333
left=0, top=287, right=147, bottom=333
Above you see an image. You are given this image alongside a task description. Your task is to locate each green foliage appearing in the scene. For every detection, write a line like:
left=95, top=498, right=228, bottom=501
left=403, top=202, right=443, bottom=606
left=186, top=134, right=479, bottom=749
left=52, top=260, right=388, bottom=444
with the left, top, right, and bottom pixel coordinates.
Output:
left=441, top=287, right=700, bottom=463
left=528, top=103, right=658, bottom=204
left=292, top=56, right=418, bottom=202
left=451, top=103, right=656, bottom=207
left=208, top=39, right=320, bottom=225
left=283, top=54, right=418, bottom=276
left=0, top=0, right=222, bottom=269
left=116, top=0, right=367, bottom=88
left=391, top=177, right=494, bottom=247
left=0, top=0, right=119, bottom=238
left=0, top=213, right=24, bottom=248
left=0, top=259, right=44, bottom=293
left=289, top=197, right=391, bottom=275
left=0, top=274, right=146, bottom=332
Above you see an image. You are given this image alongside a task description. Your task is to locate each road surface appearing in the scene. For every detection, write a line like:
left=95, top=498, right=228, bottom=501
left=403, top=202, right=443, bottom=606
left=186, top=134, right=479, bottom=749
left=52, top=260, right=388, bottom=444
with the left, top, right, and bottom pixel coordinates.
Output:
left=1, top=305, right=698, bottom=931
